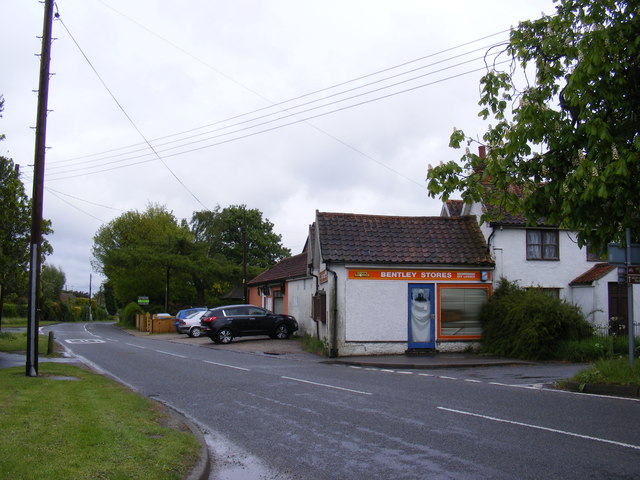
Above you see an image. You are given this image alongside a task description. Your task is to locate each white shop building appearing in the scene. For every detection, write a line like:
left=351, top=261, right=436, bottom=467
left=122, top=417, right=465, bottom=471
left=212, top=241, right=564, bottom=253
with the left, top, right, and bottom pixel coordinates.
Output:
left=302, top=211, right=495, bottom=356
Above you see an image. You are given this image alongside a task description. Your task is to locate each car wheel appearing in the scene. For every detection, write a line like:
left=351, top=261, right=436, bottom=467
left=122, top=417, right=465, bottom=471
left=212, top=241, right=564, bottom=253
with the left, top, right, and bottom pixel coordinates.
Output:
left=216, top=328, right=234, bottom=344
left=190, top=327, right=202, bottom=338
left=274, top=324, right=290, bottom=340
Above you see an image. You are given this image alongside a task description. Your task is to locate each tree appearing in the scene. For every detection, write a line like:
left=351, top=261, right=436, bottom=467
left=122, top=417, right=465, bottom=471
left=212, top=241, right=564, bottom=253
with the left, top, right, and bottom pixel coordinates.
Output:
left=426, top=0, right=639, bottom=250
left=91, top=204, right=194, bottom=309
left=41, top=264, right=66, bottom=302
left=0, top=96, right=52, bottom=328
left=189, top=205, right=291, bottom=305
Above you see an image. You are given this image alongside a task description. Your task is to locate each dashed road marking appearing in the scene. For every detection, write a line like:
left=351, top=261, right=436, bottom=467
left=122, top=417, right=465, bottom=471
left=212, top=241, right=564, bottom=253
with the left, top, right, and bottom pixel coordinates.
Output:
left=65, top=339, right=105, bottom=344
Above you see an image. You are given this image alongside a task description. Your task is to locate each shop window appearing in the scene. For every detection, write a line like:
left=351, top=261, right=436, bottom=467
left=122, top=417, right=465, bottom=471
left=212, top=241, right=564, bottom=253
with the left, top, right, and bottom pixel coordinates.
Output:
left=438, top=285, right=490, bottom=339
left=526, top=229, right=559, bottom=260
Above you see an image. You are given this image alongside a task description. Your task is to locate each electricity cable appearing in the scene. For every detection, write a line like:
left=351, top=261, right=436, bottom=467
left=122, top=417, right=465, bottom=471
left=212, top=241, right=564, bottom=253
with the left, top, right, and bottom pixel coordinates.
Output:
left=55, top=13, right=211, bottom=211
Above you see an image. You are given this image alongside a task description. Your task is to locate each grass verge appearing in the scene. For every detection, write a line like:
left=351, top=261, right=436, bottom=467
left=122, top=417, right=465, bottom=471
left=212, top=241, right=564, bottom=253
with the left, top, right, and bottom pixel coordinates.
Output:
left=299, top=333, right=328, bottom=356
left=0, top=331, right=54, bottom=355
left=0, top=363, right=200, bottom=480
left=1, top=316, right=58, bottom=328
left=568, top=357, right=640, bottom=386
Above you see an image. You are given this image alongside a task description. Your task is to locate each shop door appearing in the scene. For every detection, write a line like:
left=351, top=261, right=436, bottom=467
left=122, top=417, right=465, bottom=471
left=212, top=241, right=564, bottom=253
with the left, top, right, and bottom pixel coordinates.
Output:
left=408, top=284, right=435, bottom=349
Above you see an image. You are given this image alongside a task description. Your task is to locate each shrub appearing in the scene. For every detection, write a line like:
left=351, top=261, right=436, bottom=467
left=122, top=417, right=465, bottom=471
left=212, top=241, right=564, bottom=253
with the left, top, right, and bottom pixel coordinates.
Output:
left=557, top=334, right=640, bottom=362
left=480, top=278, right=593, bottom=360
left=2, top=304, right=18, bottom=317
left=42, top=300, right=75, bottom=322
left=121, top=302, right=143, bottom=327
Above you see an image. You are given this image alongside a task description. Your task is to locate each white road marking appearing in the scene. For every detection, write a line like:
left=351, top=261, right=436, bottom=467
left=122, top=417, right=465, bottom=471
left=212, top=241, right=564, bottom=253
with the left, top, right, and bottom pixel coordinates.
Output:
left=418, top=373, right=435, bottom=377
left=203, top=360, right=250, bottom=371
left=82, top=324, right=102, bottom=339
left=439, top=375, right=458, bottom=380
left=397, top=371, right=413, bottom=375
left=126, top=343, right=147, bottom=349
left=65, top=339, right=105, bottom=344
left=155, top=350, right=186, bottom=358
left=464, top=379, right=482, bottom=383
left=437, top=407, right=640, bottom=451
left=281, top=376, right=373, bottom=396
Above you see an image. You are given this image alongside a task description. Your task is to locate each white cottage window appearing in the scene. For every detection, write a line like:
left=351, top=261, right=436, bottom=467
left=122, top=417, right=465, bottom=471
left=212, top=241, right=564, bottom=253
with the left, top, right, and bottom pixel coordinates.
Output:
left=526, top=229, right=559, bottom=260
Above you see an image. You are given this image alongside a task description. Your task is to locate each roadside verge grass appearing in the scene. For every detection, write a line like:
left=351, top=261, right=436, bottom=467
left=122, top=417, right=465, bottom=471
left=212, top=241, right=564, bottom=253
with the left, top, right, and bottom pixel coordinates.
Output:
left=0, top=331, right=54, bottom=354
left=569, top=357, right=640, bottom=386
left=1, top=316, right=57, bottom=328
left=0, top=362, right=200, bottom=480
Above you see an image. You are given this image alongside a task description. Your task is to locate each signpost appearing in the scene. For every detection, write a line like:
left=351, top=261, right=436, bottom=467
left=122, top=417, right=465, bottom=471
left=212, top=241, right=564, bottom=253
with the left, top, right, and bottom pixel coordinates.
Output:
left=608, top=231, right=637, bottom=367
left=138, top=296, right=149, bottom=306
left=628, top=266, right=640, bottom=285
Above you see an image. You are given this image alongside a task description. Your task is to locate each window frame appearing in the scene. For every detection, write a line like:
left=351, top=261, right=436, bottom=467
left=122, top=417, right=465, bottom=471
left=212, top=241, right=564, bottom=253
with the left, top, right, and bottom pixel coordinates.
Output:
left=526, top=229, right=559, bottom=261
left=586, top=243, right=606, bottom=262
left=437, top=284, right=491, bottom=340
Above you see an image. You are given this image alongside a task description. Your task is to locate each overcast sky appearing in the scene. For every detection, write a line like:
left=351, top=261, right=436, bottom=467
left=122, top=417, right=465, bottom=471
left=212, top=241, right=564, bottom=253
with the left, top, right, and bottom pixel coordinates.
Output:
left=1, top=0, right=556, bottom=293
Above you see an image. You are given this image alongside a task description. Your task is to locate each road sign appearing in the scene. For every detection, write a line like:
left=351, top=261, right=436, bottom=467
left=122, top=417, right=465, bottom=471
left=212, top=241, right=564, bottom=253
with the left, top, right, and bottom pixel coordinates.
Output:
left=628, top=266, right=640, bottom=284
left=138, top=296, right=149, bottom=305
left=608, top=243, right=640, bottom=265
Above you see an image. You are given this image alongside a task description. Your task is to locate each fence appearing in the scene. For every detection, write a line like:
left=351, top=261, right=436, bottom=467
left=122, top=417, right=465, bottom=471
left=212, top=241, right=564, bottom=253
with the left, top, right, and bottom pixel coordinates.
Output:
left=135, top=312, right=176, bottom=333
left=593, top=322, right=640, bottom=339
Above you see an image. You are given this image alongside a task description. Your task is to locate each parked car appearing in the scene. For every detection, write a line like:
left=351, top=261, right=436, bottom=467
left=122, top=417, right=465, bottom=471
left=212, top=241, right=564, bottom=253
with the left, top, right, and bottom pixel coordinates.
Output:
left=177, top=311, right=208, bottom=337
left=173, top=307, right=208, bottom=333
left=200, top=305, right=298, bottom=344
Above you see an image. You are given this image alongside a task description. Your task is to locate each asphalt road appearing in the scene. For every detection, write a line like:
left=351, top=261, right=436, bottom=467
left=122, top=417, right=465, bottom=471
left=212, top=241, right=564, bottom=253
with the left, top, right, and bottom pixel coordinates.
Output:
left=45, top=322, right=640, bottom=480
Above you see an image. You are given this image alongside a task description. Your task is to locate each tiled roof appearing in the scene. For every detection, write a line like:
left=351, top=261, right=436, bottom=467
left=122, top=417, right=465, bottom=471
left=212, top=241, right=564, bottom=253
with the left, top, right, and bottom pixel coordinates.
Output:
left=248, top=252, right=308, bottom=285
left=570, top=263, right=615, bottom=286
left=316, top=212, right=493, bottom=266
left=445, top=200, right=464, bottom=216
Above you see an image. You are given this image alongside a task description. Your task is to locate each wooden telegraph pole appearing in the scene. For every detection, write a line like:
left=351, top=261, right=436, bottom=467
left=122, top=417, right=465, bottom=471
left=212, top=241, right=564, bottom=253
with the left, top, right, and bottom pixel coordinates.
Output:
left=26, top=0, right=55, bottom=377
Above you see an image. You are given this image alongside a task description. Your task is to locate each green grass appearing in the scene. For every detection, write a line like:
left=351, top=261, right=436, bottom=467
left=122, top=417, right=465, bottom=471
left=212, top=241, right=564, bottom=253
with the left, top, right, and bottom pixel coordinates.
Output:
left=556, top=335, right=640, bottom=362
left=1, top=316, right=58, bottom=328
left=0, top=363, right=200, bottom=480
left=299, top=333, right=328, bottom=356
left=569, top=357, right=640, bottom=386
left=0, top=331, right=54, bottom=355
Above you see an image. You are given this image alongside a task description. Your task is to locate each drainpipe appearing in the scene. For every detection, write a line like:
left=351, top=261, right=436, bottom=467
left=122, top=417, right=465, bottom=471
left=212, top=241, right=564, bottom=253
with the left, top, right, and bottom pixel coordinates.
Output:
left=326, top=265, right=338, bottom=358
left=308, top=264, right=320, bottom=338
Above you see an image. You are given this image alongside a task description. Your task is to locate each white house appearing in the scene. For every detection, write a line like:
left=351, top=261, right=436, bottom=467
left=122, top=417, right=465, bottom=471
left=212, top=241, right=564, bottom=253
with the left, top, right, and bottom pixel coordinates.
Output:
left=442, top=199, right=640, bottom=335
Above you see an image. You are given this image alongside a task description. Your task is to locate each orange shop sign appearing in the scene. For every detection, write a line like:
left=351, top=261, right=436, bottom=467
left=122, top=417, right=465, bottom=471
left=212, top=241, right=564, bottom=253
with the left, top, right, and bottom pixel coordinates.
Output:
left=348, top=269, right=490, bottom=281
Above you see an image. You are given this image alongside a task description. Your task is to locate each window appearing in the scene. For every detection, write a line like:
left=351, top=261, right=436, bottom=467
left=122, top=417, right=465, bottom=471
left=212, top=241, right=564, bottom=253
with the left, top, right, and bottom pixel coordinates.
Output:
left=526, top=229, right=559, bottom=260
left=526, top=287, right=560, bottom=299
left=438, top=285, right=490, bottom=339
left=586, top=243, right=605, bottom=262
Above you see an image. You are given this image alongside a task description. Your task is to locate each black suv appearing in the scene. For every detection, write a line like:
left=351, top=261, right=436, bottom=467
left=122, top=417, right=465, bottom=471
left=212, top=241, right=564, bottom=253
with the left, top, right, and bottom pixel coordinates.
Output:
left=200, top=305, right=298, bottom=344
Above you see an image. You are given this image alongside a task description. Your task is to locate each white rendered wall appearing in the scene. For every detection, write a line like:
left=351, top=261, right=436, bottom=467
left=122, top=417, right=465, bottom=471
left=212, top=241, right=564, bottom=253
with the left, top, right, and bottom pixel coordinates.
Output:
left=287, top=277, right=314, bottom=336
left=490, top=227, right=592, bottom=301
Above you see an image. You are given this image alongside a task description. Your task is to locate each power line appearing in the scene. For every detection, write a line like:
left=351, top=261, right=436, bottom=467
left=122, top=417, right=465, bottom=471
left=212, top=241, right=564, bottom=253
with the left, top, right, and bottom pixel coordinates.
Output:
left=39, top=4, right=514, bottom=196
left=43, top=58, right=509, bottom=182
left=55, top=12, right=211, bottom=211
left=46, top=45, right=501, bottom=173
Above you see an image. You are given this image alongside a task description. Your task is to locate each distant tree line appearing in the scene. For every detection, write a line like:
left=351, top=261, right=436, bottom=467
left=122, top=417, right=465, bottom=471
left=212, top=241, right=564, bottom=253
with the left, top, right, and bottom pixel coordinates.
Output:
left=91, top=203, right=291, bottom=316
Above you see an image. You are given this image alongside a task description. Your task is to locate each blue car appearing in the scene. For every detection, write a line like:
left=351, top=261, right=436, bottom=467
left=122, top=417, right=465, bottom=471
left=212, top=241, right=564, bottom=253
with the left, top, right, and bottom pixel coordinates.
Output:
left=173, top=307, right=207, bottom=332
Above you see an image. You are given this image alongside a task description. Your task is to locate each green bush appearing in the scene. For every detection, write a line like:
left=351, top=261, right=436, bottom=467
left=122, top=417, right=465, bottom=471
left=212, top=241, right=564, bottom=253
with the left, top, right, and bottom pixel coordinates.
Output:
left=2, top=304, right=18, bottom=317
left=121, top=302, right=143, bottom=327
left=42, top=300, right=76, bottom=322
left=480, top=278, right=593, bottom=360
left=557, top=335, right=640, bottom=362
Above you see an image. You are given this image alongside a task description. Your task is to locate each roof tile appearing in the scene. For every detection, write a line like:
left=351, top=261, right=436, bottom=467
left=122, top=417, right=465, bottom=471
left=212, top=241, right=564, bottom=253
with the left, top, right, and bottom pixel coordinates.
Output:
left=248, top=252, right=308, bottom=285
left=316, top=212, right=493, bottom=266
left=570, top=263, right=615, bottom=286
